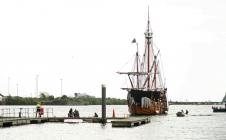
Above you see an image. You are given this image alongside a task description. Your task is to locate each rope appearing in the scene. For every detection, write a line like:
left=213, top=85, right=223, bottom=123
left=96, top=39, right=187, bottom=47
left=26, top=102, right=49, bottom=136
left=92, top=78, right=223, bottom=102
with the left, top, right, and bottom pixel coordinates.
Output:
left=118, top=54, right=136, bottom=72
left=153, top=43, right=166, bottom=88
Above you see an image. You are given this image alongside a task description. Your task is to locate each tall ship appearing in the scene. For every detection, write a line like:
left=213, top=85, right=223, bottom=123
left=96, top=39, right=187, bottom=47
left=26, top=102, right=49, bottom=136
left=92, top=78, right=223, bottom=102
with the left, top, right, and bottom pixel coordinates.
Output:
left=117, top=9, right=168, bottom=115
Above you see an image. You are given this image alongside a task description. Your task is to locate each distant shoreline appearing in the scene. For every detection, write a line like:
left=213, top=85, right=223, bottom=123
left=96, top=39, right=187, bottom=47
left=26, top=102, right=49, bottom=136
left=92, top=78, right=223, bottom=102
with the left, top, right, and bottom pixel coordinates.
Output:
left=0, top=95, right=127, bottom=106
left=0, top=95, right=223, bottom=106
left=169, top=101, right=222, bottom=105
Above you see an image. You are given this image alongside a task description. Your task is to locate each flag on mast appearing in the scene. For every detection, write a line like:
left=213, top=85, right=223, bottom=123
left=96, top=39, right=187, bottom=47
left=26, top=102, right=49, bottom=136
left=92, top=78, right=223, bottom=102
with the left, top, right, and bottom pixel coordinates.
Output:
left=131, top=38, right=136, bottom=43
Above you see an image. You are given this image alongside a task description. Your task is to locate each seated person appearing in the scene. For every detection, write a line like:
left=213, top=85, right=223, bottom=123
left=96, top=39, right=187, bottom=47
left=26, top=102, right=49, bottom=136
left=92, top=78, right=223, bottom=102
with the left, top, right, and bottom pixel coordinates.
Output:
left=68, top=108, right=73, bottom=118
left=73, top=109, right=80, bottom=118
left=94, top=112, right=98, bottom=117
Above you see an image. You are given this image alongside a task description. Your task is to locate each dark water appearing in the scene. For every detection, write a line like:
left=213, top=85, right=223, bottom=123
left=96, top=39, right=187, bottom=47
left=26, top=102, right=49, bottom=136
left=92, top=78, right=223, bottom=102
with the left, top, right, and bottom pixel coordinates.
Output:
left=0, top=105, right=226, bottom=140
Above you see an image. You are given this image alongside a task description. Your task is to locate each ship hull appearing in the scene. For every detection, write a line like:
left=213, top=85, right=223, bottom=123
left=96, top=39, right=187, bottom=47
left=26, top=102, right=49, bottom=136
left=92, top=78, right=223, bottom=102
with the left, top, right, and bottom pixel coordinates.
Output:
left=127, top=89, right=168, bottom=115
left=213, top=108, right=226, bottom=112
left=212, top=106, right=226, bottom=112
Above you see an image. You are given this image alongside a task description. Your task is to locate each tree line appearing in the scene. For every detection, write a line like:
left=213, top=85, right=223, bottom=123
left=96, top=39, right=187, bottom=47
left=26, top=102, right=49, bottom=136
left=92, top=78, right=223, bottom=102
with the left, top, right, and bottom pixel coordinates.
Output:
left=0, top=93, right=127, bottom=105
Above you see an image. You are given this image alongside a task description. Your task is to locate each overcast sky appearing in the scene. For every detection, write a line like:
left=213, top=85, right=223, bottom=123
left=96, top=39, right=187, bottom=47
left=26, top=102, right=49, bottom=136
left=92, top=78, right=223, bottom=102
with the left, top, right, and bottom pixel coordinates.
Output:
left=0, top=0, right=226, bottom=101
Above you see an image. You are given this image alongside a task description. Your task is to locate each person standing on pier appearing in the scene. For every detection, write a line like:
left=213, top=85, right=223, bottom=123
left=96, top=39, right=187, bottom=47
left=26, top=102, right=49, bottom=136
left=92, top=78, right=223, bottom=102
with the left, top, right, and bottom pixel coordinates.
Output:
left=36, top=103, right=41, bottom=117
left=39, top=103, right=44, bottom=117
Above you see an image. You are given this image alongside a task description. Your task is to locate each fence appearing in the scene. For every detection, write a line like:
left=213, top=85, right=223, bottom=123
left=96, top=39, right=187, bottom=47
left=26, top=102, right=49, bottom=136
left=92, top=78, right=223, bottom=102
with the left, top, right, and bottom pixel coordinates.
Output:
left=0, top=107, right=54, bottom=120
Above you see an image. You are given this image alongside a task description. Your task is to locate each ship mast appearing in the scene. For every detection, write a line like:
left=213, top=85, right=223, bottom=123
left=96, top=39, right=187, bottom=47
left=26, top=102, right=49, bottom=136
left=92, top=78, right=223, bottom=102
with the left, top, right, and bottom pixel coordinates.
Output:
left=145, top=6, right=152, bottom=90
left=136, top=42, right=139, bottom=89
left=117, top=7, right=157, bottom=91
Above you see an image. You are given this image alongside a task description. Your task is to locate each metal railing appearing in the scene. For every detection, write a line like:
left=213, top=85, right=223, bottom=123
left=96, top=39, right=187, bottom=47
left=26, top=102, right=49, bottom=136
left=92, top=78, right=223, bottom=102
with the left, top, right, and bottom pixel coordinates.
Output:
left=0, top=107, right=54, bottom=120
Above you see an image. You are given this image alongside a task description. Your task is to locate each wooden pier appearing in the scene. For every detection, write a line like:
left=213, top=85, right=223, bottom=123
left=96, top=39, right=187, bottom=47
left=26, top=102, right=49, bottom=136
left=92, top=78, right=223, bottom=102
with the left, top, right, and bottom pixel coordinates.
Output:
left=0, top=86, right=150, bottom=128
left=0, top=106, right=151, bottom=128
left=0, top=117, right=48, bottom=127
left=111, top=116, right=150, bottom=127
left=0, top=116, right=150, bottom=128
left=0, top=117, right=96, bottom=127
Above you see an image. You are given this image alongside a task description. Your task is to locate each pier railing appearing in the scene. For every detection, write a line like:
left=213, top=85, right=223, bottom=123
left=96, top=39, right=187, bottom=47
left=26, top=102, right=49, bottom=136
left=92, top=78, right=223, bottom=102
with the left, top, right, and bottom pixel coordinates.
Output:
left=0, top=107, right=54, bottom=121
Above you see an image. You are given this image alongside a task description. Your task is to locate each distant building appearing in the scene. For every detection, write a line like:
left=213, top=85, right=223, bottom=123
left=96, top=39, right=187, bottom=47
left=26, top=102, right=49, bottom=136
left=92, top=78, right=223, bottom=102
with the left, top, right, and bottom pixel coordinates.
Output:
left=74, top=93, right=89, bottom=98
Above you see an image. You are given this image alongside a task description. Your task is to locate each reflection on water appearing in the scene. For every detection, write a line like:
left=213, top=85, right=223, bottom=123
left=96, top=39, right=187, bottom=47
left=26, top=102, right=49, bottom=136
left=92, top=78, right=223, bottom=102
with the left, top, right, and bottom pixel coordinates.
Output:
left=0, top=105, right=226, bottom=140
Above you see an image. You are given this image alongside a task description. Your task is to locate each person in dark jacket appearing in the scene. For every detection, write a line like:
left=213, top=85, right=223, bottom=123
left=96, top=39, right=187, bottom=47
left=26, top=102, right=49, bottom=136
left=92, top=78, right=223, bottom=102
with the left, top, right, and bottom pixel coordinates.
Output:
left=94, top=112, right=98, bottom=117
left=185, top=109, right=189, bottom=115
left=36, top=103, right=41, bottom=118
left=68, top=108, right=73, bottom=118
left=73, top=109, right=79, bottom=118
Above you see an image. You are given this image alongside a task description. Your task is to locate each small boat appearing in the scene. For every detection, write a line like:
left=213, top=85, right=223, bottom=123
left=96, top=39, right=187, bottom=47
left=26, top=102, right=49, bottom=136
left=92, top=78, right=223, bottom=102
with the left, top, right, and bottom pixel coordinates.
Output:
left=212, top=93, right=226, bottom=112
left=176, top=112, right=185, bottom=117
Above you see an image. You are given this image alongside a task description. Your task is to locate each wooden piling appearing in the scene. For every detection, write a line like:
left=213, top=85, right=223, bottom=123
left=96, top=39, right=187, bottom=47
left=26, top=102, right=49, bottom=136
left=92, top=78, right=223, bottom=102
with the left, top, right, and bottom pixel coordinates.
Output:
left=101, top=84, right=106, bottom=123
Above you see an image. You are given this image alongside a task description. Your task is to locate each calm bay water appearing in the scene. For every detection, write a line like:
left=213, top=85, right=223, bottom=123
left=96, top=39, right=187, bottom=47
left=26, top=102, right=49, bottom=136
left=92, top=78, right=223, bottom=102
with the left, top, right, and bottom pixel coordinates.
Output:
left=0, top=105, right=226, bottom=140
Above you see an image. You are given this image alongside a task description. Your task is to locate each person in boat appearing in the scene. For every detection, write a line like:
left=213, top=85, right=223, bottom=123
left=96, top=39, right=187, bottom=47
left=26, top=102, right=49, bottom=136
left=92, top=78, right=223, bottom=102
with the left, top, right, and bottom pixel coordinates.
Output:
left=68, top=108, right=73, bottom=118
left=185, top=109, right=189, bottom=115
left=181, top=109, right=184, bottom=114
left=73, top=109, right=80, bottom=118
left=94, top=112, right=98, bottom=117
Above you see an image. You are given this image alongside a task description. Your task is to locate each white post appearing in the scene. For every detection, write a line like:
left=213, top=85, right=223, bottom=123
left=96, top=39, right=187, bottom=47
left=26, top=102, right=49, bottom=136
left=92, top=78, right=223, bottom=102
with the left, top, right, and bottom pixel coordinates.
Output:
left=60, top=78, right=63, bottom=96
left=16, top=83, right=19, bottom=96
left=8, top=77, right=10, bottom=96
left=36, top=75, right=39, bottom=97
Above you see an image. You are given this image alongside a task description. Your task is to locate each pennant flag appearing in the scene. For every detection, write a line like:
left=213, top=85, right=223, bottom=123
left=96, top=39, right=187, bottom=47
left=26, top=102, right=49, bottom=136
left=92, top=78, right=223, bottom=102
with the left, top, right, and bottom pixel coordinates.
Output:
left=131, top=38, right=136, bottom=43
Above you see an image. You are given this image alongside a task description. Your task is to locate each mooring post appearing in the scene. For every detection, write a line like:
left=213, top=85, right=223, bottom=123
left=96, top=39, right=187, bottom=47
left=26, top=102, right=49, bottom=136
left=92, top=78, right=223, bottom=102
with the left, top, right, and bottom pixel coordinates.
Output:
left=101, top=84, right=107, bottom=123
